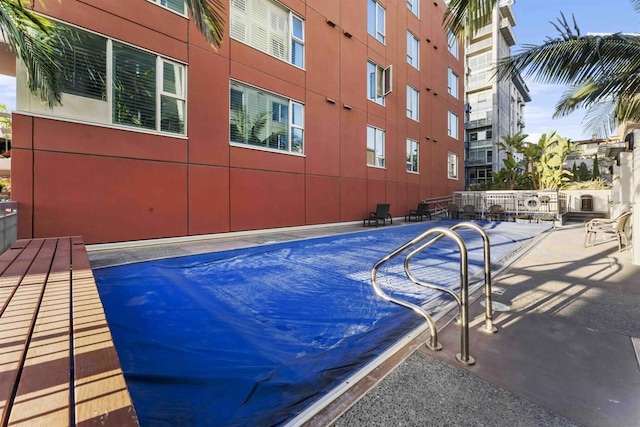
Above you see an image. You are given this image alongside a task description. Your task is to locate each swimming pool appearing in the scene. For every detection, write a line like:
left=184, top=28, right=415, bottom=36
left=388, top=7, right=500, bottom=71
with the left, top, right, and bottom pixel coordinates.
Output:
left=93, top=221, right=549, bottom=426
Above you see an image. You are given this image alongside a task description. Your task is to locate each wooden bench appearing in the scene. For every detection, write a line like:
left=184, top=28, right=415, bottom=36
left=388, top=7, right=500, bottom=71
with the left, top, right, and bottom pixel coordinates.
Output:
left=0, top=237, right=138, bottom=426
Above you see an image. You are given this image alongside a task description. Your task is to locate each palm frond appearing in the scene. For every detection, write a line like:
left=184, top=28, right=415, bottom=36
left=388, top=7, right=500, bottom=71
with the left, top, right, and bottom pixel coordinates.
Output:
left=497, top=20, right=640, bottom=86
left=443, top=0, right=497, bottom=37
left=0, top=0, right=62, bottom=107
left=184, top=0, right=225, bottom=48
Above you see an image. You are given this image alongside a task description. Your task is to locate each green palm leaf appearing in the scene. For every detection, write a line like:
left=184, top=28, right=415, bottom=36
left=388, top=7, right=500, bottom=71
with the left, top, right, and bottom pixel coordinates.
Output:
left=0, top=0, right=62, bottom=107
left=443, top=0, right=498, bottom=36
left=184, top=0, right=225, bottom=48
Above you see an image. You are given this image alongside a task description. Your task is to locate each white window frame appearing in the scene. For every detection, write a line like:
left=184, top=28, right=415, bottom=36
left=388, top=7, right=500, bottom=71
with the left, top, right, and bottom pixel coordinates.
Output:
left=448, top=111, right=459, bottom=139
left=406, top=85, right=419, bottom=121
left=229, top=80, right=304, bottom=155
left=406, top=138, right=419, bottom=173
left=291, top=14, right=305, bottom=68
left=18, top=23, right=188, bottom=136
left=147, top=0, right=186, bottom=15
left=447, top=29, right=459, bottom=59
left=407, top=0, right=419, bottom=17
left=448, top=68, right=458, bottom=99
left=367, top=61, right=392, bottom=105
left=229, top=0, right=305, bottom=69
left=368, top=0, right=386, bottom=44
left=407, top=31, right=419, bottom=69
left=448, top=152, right=459, bottom=180
left=367, top=125, right=385, bottom=168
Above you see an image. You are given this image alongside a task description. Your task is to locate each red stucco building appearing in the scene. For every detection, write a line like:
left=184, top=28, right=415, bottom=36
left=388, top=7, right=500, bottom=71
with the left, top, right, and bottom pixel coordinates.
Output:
left=11, top=0, right=464, bottom=244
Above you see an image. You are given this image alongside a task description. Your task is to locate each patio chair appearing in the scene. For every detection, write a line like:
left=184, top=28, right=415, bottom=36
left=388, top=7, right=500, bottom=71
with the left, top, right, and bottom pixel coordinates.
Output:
left=487, top=204, right=504, bottom=221
left=405, top=202, right=431, bottom=222
left=461, top=204, right=477, bottom=220
left=584, top=212, right=632, bottom=251
left=447, top=203, right=460, bottom=219
left=363, top=203, right=392, bottom=227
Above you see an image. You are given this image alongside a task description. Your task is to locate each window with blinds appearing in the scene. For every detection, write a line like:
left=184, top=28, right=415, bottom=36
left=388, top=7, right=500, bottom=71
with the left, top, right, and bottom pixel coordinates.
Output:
left=51, top=25, right=186, bottom=135
left=148, top=0, right=185, bottom=15
left=57, top=27, right=107, bottom=100
left=230, top=81, right=304, bottom=154
left=230, top=0, right=304, bottom=68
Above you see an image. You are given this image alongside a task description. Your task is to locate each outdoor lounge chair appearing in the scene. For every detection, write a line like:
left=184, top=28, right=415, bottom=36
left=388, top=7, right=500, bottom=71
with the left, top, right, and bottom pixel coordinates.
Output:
left=405, top=202, right=431, bottom=222
left=461, top=204, right=477, bottom=220
left=487, top=204, right=504, bottom=221
left=447, top=203, right=460, bottom=219
left=363, top=203, right=392, bottom=227
left=584, top=212, right=632, bottom=251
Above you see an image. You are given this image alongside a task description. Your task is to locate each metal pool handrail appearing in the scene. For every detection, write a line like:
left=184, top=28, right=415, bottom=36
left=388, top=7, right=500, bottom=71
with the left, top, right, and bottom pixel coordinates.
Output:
left=405, top=222, right=497, bottom=336
left=372, top=223, right=497, bottom=366
left=370, top=228, right=467, bottom=353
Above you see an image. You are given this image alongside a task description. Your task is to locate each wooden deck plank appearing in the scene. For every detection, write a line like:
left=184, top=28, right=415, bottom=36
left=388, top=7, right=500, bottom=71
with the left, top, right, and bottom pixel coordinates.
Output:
left=7, top=238, right=72, bottom=427
left=0, top=239, right=56, bottom=426
left=71, top=238, right=138, bottom=426
left=0, top=237, right=138, bottom=426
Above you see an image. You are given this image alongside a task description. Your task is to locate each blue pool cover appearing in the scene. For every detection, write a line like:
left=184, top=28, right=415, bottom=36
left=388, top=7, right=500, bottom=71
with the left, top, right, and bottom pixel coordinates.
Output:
left=94, top=221, right=549, bottom=426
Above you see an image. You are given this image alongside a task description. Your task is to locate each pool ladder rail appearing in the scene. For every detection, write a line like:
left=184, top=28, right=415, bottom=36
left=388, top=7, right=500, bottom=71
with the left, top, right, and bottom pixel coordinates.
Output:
left=371, top=222, right=497, bottom=365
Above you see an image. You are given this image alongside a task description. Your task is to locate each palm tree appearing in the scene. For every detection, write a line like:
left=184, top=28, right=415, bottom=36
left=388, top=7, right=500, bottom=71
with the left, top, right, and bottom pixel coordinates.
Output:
left=496, top=132, right=528, bottom=190
left=444, top=0, right=640, bottom=135
left=0, top=0, right=225, bottom=108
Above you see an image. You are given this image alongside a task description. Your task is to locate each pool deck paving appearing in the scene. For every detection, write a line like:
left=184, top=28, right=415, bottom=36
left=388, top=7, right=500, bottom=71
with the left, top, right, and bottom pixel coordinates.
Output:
left=87, top=220, right=640, bottom=427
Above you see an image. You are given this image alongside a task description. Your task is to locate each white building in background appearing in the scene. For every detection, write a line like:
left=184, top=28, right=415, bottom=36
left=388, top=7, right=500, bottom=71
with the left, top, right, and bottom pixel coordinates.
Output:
left=464, top=0, right=531, bottom=188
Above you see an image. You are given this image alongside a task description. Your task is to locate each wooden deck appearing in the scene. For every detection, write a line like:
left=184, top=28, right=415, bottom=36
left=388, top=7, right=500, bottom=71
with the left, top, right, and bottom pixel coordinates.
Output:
left=0, top=237, right=138, bottom=426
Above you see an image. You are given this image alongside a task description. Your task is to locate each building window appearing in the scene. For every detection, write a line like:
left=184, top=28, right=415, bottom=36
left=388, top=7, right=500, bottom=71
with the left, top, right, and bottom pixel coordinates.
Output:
left=230, top=0, right=305, bottom=68
left=291, top=15, right=305, bottom=67
left=148, top=0, right=185, bottom=15
left=407, top=32, right=419, bottom=69
left=367, top=0, right=385, bottom=43
left=406, top=138, right=419, bottom=172
left=367, top=61, right=392, bottom=105
left=448, top=68, right=458, bottom=99
left=448, top=152, right=459, bottom=179
left=367, top=125, right=385, bottom=167
left=448, top=111, right=458, bottom=139
left=407, top=0, right=419, bottom=17
left=406, top=86, right=419, bottom=121
left=42, top=25, right=187, bottom=135
left=447, top=29, right=458, bottom=59
left=230, top=81, right=304, bottom=154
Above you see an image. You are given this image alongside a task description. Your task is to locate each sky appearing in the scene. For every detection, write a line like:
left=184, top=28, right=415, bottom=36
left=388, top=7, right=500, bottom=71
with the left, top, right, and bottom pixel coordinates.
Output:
left=1, top=1, right=640, bottom=140
left=512, top=0, right=640, bottom=142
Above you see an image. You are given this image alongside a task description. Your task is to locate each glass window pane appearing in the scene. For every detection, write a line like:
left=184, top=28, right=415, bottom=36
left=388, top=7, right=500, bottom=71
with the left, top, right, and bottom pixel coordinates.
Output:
left=292, top=103, right=303, bottom=126
left=162, top=61, right=183, bottom=96
left=291, top=128, right=303, bottom=152
left=377, top=7, right=385, bottom=41
left=162, top=0, right=185, bottom=14
left=367, top=0, right=376, bottom=36
left=112, top=43, right=157, bottom=131
left=161, top=96, right=185, bottom=134
left=292, top=41, right=303, bottom=67
left=57, top=26, right=107, bottom=100
left=292, top=16, right=303, bottom=40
